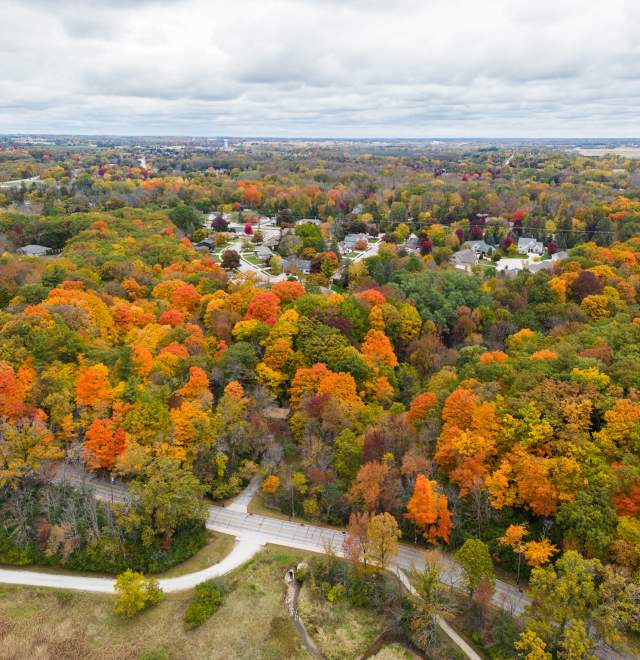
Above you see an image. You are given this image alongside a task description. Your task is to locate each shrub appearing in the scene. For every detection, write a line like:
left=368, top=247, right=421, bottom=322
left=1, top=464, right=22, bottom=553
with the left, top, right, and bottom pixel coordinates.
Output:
left=183, top=578, right=226, bottom=629
left=114, top=570, right=163, bottom=617
left=139, top=650, right=171, bottom=660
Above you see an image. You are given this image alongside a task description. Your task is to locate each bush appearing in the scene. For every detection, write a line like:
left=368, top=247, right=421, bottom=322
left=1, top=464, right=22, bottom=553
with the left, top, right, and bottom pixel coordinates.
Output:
left=139, top=649, right=171, bottom=660
left=114, top=570, right=163, bottom=618
left=183, top=578, right=226, bottom=629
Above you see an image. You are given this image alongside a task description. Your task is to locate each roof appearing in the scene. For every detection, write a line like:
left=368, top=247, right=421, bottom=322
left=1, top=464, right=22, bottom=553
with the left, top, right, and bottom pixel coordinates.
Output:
left=255, top=245, right=273, bottom=258
left=283, top=257, right=311, bottom=273
left=18, top=244, right=49, bottom=256
left=465, top=240, right=492, bottom=253
left=527, top=261, right=554, bottom=273
left=344, top=233, right=368, bottom=245
left=517, top=237, right=543, bottom=251
left=264, top=406, right=291, bottom=420
left=451, top=248, right=478, bottom=265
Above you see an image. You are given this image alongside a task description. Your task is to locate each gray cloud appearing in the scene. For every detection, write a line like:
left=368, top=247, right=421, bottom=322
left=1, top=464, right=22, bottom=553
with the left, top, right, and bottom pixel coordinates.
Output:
left=0, top=0, right=638, bottom=137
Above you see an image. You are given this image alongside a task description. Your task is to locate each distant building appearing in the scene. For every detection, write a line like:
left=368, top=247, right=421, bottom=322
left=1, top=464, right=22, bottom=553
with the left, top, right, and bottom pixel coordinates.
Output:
left=255, top=245, right=273, bottom=263
left=517, top=237, right=544, bottom=255
left=495, top=251, right=567, bottom=275
left=343, top=233, right=368, bottom=251
left=194, top=239, right=214, bottom=250
left=18, top=244, right=50, bottom=257
left=283, top=257, right=311, bottom=274
left=464, top=240, right=493, bottom=256
left=405, top=233, right=420, bottom=251
left=295, top=218, right=322, bottom=227
left=451, top=248, right=478, bottom=272
left=263, top=234, right=280, bottom=248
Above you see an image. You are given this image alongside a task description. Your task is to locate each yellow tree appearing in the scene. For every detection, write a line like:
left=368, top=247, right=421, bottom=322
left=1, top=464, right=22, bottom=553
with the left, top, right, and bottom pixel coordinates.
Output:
left=365, top=512, right=401, bottom=572
left=499, top=524, right=528, bottom=584
left=0, top=418, right=62, bottom=488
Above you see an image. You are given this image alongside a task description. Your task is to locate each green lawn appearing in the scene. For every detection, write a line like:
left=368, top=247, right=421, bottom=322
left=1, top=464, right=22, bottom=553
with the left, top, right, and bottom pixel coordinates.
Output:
left=160, top=532, right=235, bottom=577
left=241, top=254, right=264, bottom=266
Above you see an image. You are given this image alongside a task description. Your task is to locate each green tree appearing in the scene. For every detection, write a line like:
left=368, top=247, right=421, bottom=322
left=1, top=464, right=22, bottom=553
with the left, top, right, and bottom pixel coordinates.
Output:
left=123, top=456, right=208, bottom=546
left=409, top=554, right=448, bottom=653
left=169, top=203, right=203, bottom=235
left=183, top=578, right=226, bottom=629
left=556, top=488, right=617, bottom=560
left=335, top=429, right=363, bottom=484
left=524, top=551, right=600, bottom=656
left=455, top=538, right=495, bottom=597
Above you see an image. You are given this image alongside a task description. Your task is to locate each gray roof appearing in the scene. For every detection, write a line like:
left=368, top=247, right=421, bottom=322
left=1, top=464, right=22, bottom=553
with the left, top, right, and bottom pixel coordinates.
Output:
left=19, top=244, right=49, bottom=256
left=283, top=257, right=311, bottom=273
left=405, top=234, right=419, bottom=249
left=344, top=233, right=368, bottom=247
left=518, top=237, right=543, bottom=251
left=527, top=261, right=554, bottom=273
left=194, top=239, right=214, bottom=249
left=255, top=245, right=273, bottom=259
left=451, top=248, right=478, bottom=265
left=465, top=240, right=492, bottom=254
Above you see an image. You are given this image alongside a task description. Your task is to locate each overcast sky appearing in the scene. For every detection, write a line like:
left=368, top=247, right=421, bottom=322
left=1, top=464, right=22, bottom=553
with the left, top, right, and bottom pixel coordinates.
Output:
left=1, top=0, right=638, bottom=138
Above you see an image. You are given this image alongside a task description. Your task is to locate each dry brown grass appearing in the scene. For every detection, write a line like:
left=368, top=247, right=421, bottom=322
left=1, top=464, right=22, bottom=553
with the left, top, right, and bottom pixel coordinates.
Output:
left=0, top=546, right=309, bottom=660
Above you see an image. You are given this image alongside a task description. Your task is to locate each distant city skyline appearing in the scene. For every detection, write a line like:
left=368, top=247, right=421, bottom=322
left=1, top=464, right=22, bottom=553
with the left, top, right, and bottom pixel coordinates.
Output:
left=2, top=0, right=639, bottom=138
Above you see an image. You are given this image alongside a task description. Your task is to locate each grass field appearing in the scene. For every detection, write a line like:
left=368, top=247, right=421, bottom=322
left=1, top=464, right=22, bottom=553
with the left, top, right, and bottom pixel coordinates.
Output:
left=297, top=585, right=414, bottom=659
left=0, top=546, right=308, bottom=660
left=0, top=542, right=437, bottom=659
left=160, top=532, right=235, bottom=577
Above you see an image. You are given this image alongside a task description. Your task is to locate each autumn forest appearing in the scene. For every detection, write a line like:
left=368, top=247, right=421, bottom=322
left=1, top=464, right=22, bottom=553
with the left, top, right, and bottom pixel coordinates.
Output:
left=0, top=138, right=639, bottom=658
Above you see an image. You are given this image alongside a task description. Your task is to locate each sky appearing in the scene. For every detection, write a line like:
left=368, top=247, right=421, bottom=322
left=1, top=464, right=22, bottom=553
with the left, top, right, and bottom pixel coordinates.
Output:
left=1, top=0, right=639, bottom=138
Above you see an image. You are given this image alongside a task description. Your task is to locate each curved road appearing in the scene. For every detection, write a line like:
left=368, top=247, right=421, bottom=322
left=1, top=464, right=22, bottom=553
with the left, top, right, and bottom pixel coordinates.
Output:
left=0, top=474, right=527, bottom=659
left=45, top=470, right=528, bottom=613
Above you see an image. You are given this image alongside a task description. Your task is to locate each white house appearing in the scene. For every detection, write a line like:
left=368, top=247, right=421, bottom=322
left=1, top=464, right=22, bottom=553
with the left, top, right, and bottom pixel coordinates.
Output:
left=18, top=244, right=50, bottom=257
left=464, top=240, right=493, bottom=257
left=517, top=237, right=544, bottom=255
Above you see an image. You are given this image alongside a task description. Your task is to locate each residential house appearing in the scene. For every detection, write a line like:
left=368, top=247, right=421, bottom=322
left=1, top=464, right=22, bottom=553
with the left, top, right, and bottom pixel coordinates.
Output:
left=263, top=234, right=280, bottom=248
left=450, top=248, right=478, bottom=272
left=343, top=233, right=369, bottom=251
left=18, top=244, right=50, bottom=257
left=405, top=233, right=419, bottom=251
left=255, top=245, right=273, bottom=263
left=194, top=238, right=214, bottom=250
left=295, top=218, right=322, bottom=227
left=517, top=237, right=545, bottom=255
left=464, top=240, right=493, bottom=257
left=283, top=257, right=311, bottom=274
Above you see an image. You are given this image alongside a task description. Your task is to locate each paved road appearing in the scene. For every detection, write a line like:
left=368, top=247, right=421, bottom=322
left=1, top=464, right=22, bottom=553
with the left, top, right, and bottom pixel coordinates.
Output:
left=53, top=466, right=528, bottom=614
left=0, top=175, right=41, bottom=188
left=206, top=507, right=528, bottom=615
left=9, top=471, right=519, bottom=659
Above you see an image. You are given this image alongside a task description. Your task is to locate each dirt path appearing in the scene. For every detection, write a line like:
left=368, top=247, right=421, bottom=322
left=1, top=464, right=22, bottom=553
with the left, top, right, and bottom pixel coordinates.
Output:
left=284, top=568, right=323, bottom=659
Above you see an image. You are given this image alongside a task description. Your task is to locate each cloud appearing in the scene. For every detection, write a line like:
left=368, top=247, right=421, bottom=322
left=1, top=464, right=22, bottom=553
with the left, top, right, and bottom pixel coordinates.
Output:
left=0, top=0, right=638, bottom=137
